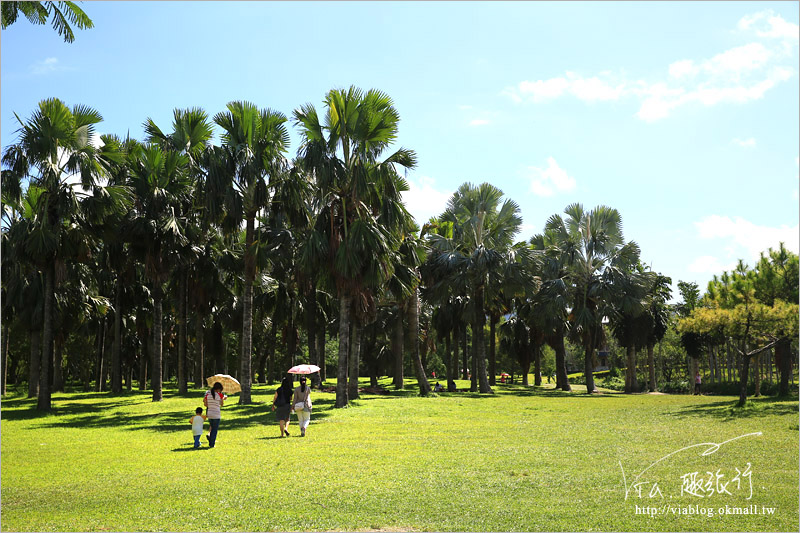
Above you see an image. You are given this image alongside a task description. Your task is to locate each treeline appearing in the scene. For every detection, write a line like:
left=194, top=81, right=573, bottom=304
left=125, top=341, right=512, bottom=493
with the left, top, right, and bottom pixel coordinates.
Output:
left=2, top=88, right=797, bottom=411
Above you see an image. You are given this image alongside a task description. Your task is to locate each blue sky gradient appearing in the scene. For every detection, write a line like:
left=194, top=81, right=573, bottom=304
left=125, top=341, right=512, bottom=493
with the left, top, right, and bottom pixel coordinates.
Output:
left=2, top=1, right=798, bottom=300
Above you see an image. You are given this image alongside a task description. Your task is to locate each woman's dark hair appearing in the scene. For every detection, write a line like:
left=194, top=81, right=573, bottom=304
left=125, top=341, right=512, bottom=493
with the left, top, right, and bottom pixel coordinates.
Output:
left=210, top=381, right=223, bottom=399
left=300, top=376, right=307, bottom=392
left=280, top=376, right=292, bottom=398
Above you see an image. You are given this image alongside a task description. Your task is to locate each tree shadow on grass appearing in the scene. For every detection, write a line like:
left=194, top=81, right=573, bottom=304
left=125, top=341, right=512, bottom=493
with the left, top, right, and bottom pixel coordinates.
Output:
left=12, top=399, right=334, bottom=433
left=669, top=395, right=799, bottom=421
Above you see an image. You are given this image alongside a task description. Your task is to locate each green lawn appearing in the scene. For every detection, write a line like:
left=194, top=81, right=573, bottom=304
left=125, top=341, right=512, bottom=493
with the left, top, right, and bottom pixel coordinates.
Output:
left=1, top=379, right=797, bottom=532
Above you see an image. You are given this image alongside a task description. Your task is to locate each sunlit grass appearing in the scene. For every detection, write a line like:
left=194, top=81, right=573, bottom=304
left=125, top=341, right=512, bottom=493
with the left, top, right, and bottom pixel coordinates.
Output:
left=1, top=378, right=797, bottom=531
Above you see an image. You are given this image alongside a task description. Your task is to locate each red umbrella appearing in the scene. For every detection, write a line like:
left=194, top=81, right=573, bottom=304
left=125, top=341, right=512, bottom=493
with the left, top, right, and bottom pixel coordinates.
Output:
left=287, top=364, right=321, bottom=375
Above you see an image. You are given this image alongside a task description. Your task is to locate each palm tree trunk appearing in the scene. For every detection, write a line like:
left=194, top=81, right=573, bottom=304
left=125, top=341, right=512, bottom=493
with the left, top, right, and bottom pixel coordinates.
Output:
left=267, top=319, right=277, bottom=385
left=305, top=285, right=320, bottom=389
left=95, top=316, right=106, bottom=392
left=316, top=326, right=326, bottom=385
left=177, top=272, right=187, bottom=394
left=2, top=322, right=9, bottom=395
left=100, top=318, right=111, bottom=390
left=53, top=337, right=64, bottom=392
left=286, top=295, right=297, bottom=373
left=474, top=287, right=492, bottom=394
left=489, top=314, right=497, bottom=386
left=444, top=331, right=452, bottom=383
left=625, top=344, right=638, bottom=393
left=37, top=262, right=54, bottom=410
left=139, top=335, right=148, bottom=391
left=335, top=294, right=351, bottom=408
left=451, top=326, right=460, bottom=384
left=548, top=330, right=571, bottom=391
left=583, top=337, right=596, bottom=394
left=28, top=328, right=41, bottom=398
left=392, top=308, right=404, bottom=389
left=112, top=276, right=123, bottom=393
left=409, top=288, right=431, bottom=396
left=194, top=315, right=205, bottom=389
left=151, top=285, right=163, bottom=401
left=240, top=217, right=255, bottom=404
left=647, top=343, right=656, bottom=392
left=533, top=343, right=541, bottom=386
left=348, top=320, right=361, bottom=400
left=461, top=325, right=469, bottom=381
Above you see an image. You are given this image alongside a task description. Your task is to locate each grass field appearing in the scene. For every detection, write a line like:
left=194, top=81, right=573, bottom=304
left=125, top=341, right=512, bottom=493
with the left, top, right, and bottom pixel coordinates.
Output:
left=1, top=378, right=797, bottom=532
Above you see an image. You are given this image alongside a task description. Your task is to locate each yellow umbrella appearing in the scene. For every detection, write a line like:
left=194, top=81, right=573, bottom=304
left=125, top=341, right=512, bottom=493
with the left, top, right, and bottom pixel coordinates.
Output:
left=206, top=374, right=241, bottom=394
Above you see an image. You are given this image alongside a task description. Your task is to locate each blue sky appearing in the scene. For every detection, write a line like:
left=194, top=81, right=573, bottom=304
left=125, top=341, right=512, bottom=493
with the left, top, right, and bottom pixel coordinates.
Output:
left=2, top=1, right=798, bottom=301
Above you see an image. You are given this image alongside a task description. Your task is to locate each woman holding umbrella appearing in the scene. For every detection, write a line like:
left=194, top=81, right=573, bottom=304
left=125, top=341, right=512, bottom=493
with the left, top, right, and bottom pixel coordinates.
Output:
left=272, top=376, right=293, bottom=437
left=291, top=376, right=313, bottom=437
left=203, top=382, right=225, bottom=447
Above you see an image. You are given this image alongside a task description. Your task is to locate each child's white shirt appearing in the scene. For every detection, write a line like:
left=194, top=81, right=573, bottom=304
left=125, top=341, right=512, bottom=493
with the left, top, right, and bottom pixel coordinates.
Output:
left=191, top=415, right=205, bottom=436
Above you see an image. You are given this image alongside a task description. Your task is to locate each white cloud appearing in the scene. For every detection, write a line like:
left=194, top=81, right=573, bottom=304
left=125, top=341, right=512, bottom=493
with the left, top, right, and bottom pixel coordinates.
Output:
left=687, top=255, right=738, bottom=274
left=731, top=137, right=756, bottom=147
left=458, top=105, right=473, bottom=110
left=30, top=57, right=64, bottom=75
left=694, top=215, right=800, bottom=261
left=504, top=14, right=797, bottom=121
left=528, top=157, right=576, bottom=197
left=706, top=43, right=772, bottom=76
left=517, top=77, right=570, bottom=102
left=401, top=175, right=452, bottom=224
left=469, top=119, right=490, bottom=126
left=504, top=73, right=625, bottom=104
left=669, top=59, right=698, bottom=78
left=566, top=73, right=626, bottom=101
left=739, top=11, right=799, bottom=41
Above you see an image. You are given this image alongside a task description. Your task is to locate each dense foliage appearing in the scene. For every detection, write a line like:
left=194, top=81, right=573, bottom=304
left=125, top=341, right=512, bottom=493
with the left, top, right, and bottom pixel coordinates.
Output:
left=2, top=92, right=797, bottom=409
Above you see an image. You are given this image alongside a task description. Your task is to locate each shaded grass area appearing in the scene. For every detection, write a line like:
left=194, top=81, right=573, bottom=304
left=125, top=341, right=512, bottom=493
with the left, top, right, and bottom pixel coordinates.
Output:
left=1, top=378, right=797, bottom=532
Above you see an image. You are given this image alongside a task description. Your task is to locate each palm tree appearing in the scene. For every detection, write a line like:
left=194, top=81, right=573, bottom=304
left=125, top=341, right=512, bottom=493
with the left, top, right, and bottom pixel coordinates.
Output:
left=2, top=98, right=128, bottom=410
left=428, top=183, right=524, bottom=393
left=207, top=102, right=289, bottom=404
left=294, top=86, right=417, bottom=408
left=608, top=266, right=649, bottom=393
left=642, top=271, right=672, bottom=392
left=145, top=108, right=214, bottom=394
left=126, top=143, right=192, bottom=401
left=1, top=1, right=93, bottom=42
left=529, top=230, right=572, bottom=391
left=545, top=204, right=641, bottom=394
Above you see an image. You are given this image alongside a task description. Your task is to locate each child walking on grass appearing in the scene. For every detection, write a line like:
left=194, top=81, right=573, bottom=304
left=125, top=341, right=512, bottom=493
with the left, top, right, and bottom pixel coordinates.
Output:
left=190, top=407, right=207, bottom=449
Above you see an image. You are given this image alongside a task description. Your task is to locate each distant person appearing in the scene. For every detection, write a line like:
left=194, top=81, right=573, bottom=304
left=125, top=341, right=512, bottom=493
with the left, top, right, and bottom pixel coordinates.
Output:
left=694, top=372, right=702, bottom=395
left=272, top=376, right=293, bottom=437
left=190, top=407, right=207, bottom=449
left=447, top=379, right=457, bottom=392
left=203, top=382, right=226, bottom=448
left=433, top=381, right=444, bottom=392
left=291, top=376, right=313, bottom=437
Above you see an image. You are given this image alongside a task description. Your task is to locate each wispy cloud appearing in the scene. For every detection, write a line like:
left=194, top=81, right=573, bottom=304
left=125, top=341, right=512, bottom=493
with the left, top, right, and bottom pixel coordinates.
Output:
left=694, top=215, right=799, bottom=264
left=738, top=10, right=799, bottom=41
left=29, top=57, right=72, bottom=75
left=687, top=255, right=738, bottom=274
left=731, top=137, right=756, bottom=147
left=527, top=157, right=576, bottom=197
left=401, top=175, right=453, bottom=224
left=469, top=119, right=490, bottom=126
left=503, top=12, right=797, bottom=122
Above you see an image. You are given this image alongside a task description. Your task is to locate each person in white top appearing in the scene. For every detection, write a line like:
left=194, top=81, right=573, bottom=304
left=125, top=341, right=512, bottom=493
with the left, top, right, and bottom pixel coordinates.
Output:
left=189, top=407, right=207, bottom=449
left=203, top=382, right=226, bottom=447
left=291, top=376, right=313, bottom=437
